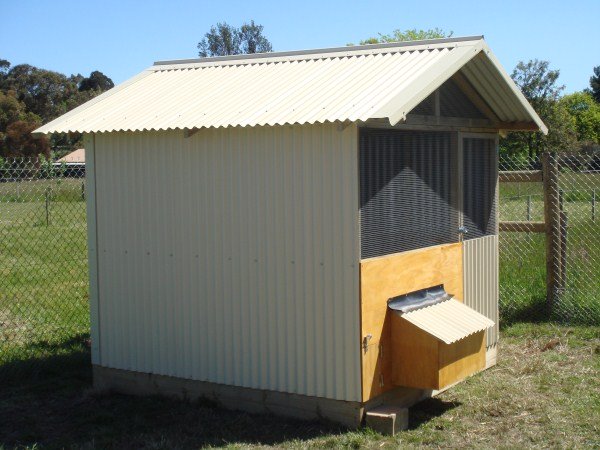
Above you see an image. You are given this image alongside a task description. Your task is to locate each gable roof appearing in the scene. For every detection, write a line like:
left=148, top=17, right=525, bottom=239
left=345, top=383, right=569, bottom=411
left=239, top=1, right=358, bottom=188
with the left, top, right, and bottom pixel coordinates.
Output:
left=34, top=36, right=547, bottom=135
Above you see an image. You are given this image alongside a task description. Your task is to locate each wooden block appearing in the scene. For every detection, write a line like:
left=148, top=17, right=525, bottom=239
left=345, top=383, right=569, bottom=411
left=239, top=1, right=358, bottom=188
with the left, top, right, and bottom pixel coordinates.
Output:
left=366, top=405, right=409, bottom=435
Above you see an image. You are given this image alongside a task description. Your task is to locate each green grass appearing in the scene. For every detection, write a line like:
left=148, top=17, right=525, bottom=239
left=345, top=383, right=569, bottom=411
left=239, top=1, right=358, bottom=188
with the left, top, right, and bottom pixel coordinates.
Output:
left=0, top=185, right=89, bottom=380
left=499, top=177, right=600, bottom=325
left=0, top=324, right=597, bottom=449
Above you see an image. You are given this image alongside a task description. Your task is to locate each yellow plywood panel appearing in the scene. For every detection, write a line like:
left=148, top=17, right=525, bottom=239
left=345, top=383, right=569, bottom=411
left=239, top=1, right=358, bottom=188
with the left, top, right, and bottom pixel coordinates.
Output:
left=360, top=243, right=463, bottom=401
left=438, top=331, right=486, bottom=388
left=390, top=314, right=486, bottom=390
left=390, top=316, right=439, bottom=390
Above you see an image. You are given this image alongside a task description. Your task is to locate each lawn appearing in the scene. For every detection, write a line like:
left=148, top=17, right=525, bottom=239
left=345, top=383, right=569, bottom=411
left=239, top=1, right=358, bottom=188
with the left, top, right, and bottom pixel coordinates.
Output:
left=499, top=178, right=600, bottom=325
left=0, top=323, right=597, bottom=449
left=0, top=176, right=599, bottom=447
left=0, top=179, right=89, bottom=379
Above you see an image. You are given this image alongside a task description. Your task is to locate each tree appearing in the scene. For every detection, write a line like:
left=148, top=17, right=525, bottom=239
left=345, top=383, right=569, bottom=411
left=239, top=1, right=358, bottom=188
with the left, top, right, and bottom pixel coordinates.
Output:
left=3, top=120, right=50, bottom=158
left=500, top=60, right=577, bottom=159
left=197, top=20, right=272, bottom=57
left=560, top=92, right=600, bottom=144
left=2, top=64, right=84, bottom=123
left=0, top=59, right=9, bottom=77
left=587, top=66, right=600, bottom=103
left=78, top=70, right=115, bottom=92
left=0, top=64, right=114, bottom=155
left=354, top=28, right=453, bottom=45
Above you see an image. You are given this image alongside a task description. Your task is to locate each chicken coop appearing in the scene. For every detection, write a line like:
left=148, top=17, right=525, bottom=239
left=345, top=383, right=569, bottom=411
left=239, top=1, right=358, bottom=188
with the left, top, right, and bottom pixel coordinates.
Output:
left=35, top=36, right=546, bottom=430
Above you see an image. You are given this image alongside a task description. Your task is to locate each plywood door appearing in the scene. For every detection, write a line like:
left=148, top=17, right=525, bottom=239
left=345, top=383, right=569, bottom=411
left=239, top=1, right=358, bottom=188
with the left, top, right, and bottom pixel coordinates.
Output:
left=360, top=243, right=464, bottom=401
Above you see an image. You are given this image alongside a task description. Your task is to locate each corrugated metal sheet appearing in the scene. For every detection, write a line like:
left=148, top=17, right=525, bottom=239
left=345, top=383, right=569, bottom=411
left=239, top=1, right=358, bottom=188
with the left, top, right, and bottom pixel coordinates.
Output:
left=399, top=299, right=494, bottom=344
left=92, top=123, right=361, bottom=401
left=34, top=37, right=546, bottom=135
left=463, top=235, right=499, bottom=348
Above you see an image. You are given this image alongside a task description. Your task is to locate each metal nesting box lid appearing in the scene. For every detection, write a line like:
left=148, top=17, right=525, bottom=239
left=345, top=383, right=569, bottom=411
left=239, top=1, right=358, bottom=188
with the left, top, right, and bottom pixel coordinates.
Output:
left=388, top=285, right=495, bottom=344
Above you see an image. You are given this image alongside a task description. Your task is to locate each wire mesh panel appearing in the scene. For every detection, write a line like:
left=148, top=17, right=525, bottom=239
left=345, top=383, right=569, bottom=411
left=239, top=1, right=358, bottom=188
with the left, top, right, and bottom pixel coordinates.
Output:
left=359, top=129, right=458, bottom=258
left=553, top=153, right=600, bottom=324
left=462, top=137, right=498, bottom=240
left=0, top=157, right=89, bottom=381
left=498, top=153, right=600, bottom=325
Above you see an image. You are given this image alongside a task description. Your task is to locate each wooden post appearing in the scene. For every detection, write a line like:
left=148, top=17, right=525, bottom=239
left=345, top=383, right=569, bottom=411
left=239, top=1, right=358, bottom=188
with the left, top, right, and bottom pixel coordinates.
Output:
left=559, top=211, right=568, bottom=291
left=542, top=152, right=561, bottom=312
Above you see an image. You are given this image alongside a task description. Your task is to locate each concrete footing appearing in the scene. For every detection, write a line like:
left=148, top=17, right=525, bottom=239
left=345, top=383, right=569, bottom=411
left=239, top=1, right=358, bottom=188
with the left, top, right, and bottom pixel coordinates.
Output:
left=92, top=346, right=497, bottom=433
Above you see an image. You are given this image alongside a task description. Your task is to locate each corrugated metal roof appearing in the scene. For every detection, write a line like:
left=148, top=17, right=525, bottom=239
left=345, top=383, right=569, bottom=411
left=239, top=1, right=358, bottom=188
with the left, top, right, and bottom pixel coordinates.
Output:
left=400, top=299, right=495, bottom=344
left=34, top=37, right=546, bottom=135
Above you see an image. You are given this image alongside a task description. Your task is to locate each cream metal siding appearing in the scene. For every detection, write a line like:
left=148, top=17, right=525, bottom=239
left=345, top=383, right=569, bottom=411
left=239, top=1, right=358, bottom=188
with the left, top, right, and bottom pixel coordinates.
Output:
left=463, top=235, right=499, bottom=347
left=91, top=123, right=361, bottom=401
left=84, top=134, right=101, bottom=364
left=35, top=38, right=546, bottom=136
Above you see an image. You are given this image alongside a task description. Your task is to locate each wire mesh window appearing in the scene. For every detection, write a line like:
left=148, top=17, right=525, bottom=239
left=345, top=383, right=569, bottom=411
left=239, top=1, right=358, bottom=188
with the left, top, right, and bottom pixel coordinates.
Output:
left=359, top=129, right=459, bottom=258
left=462, top=137, right=498, bottom=240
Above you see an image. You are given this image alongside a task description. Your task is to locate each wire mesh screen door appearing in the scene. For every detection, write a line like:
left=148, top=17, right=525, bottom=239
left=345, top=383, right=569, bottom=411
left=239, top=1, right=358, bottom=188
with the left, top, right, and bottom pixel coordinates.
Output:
left=460, top=133, right=499, bottom=240
left=359, top=129, right=460, bottom=259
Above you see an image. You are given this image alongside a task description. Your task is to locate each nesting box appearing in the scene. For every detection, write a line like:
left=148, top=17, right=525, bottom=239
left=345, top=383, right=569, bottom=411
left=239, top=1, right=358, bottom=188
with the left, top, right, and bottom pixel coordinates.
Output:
left=35, top=36, right=546, bottom=428
left=387, top=287, right=493, bottom=390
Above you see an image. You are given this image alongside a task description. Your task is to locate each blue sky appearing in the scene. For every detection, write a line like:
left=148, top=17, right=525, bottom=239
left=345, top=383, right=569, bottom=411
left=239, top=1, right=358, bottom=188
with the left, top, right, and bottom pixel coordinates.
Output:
left=1, top=0, right=598, bottom=94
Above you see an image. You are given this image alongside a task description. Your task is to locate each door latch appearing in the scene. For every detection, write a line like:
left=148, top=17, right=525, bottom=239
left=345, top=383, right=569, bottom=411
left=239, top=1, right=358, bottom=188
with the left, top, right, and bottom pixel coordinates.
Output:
left=362, top=334, right=372, bottom=352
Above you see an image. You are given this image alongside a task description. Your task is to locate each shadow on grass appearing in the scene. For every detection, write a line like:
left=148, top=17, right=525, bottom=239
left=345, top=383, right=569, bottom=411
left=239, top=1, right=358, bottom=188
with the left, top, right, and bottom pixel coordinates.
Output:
left=409, top=398, right=461, bottom=430
left=0, top=333, right=91, bottom=389
left=0, top=338, right=350, bottom=448
left=500, top=295, right=550, bottom=326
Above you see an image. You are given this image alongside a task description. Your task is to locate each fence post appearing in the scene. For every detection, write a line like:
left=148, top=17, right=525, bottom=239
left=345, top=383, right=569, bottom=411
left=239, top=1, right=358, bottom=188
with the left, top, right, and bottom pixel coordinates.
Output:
left=542, top=152, right=561, bottom=313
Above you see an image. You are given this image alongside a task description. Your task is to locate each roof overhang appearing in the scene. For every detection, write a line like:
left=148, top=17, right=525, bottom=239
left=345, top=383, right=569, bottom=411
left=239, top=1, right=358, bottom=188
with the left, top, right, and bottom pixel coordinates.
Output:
left=34, top=37, right=546, bottom=136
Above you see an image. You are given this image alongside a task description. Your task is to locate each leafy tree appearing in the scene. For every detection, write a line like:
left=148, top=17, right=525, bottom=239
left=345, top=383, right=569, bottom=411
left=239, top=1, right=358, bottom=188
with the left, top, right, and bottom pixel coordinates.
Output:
left=3, top=120, right=50, bottom=158
left=0, top=64, right=114, bottom=156
left=2, top=64, right=85, bottom=123
left=587, top=66, right=600, bottom=103
left=0, top=59, right=9, bottom=77
left=354, top=28, right=452, bottom=45
left=197, top=20, right=272, bottom=57
left=0, top=90, right=38, bottom=131
left=239, top=21, right=273, bottom=54
left=79, top=70, right=115, bottom=92
left=560, top=92, right=600, bottom=144
left=500, top=60, right=577, bottom=159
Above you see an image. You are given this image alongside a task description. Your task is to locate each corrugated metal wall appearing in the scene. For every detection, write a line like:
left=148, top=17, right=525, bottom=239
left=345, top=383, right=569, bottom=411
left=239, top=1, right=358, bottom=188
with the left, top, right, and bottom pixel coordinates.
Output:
left=91, top=123, right=361, bottom=401
left=463, top=235, right=499, bottom=348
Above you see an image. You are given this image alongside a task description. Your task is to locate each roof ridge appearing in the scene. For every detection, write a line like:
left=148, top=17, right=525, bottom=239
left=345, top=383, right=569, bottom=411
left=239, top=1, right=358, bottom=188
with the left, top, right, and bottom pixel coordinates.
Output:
left=153, top=35, right=484, bottom=67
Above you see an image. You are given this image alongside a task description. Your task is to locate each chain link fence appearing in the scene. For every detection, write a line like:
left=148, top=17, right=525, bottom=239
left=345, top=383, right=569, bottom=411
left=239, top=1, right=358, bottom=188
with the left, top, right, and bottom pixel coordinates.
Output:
left=499, top=152, right=600, bottom=325
left=0, top=152, right=598, bottom=380
left=0, top=157, right=89, bottom=382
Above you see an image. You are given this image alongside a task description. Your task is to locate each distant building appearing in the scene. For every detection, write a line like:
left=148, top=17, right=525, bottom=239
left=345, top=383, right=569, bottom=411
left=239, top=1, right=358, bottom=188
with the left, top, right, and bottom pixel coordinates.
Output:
left=55, top=148, right=85, bottom=177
